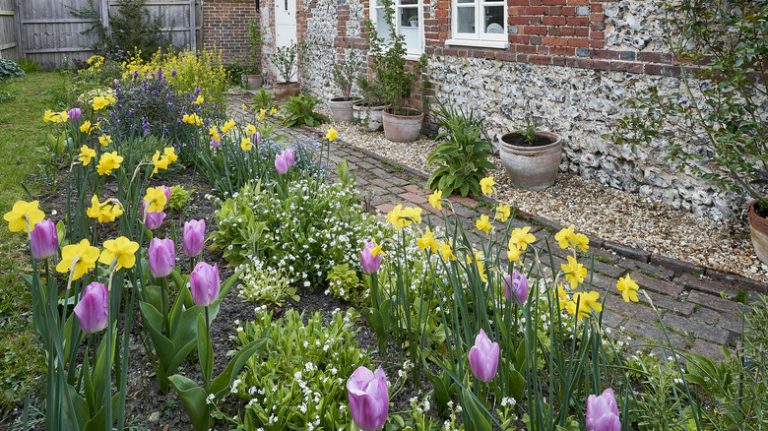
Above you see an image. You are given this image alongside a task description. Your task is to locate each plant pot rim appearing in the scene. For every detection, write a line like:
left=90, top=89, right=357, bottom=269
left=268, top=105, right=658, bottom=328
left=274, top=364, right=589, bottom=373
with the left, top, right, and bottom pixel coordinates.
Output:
left=276, top=81, right=299, bottom=86
left=748, top=200, right=768, bottom=234
left=353, top=102, right=388, bottom=109
left=383, top=107, right=423, bottom=118
left=246, top=73, right=262, bottom=77
left=330, top=96, right=363, bottom=103
left=499, top=131, right=561, bottom=151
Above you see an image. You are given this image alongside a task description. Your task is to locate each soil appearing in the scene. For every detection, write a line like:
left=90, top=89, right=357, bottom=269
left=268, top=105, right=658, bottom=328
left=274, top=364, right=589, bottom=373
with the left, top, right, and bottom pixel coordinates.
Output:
left=500, top=132, right=555, bottom=148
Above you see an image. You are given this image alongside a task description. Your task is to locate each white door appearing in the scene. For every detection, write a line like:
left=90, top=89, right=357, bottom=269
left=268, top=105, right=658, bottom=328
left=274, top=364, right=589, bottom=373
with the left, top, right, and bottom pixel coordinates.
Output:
left=274, top=0, right=297, bottom=81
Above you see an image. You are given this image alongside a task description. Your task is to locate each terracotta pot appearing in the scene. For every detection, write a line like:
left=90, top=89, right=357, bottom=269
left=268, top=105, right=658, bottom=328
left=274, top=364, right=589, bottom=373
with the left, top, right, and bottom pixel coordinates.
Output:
left=748, top=200, right=768, bottom=264
left=246, top=74, right=263, bottom=90
left=329, top=97, right=362, bottom=122
left=273, top=82, right=300, bottom=101
left=352, top=102, right=388, bottom=132
left=382, top=107, right=424, bottom=143
left=498, top=131, right=562, bottom=190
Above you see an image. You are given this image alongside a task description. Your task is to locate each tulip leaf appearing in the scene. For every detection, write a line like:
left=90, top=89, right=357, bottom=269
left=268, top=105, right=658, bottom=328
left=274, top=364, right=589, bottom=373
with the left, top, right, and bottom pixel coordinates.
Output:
left=209, top=338, right=266, bottom=398
left=197, top=313, right=213, bottom=384
left=515, top=341, right=526, bottom=372
left=460, top=388, right=492, bottom=431
left=506, top=368, right=525, bottom=402
left=56, top=220, right=67, bottom=244
left=168, top=375, right=211, bottom=431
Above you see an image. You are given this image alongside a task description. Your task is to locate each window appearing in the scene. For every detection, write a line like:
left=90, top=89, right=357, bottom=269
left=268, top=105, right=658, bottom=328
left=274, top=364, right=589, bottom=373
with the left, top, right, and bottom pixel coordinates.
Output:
left=448, top=0, right=507, bottom=48
left=371, top=0, right=423, bottom=56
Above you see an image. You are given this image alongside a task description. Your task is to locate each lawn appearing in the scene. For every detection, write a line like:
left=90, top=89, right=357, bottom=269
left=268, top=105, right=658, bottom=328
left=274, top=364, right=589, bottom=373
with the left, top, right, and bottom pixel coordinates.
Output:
left=0, top=71, right=67, bottom=416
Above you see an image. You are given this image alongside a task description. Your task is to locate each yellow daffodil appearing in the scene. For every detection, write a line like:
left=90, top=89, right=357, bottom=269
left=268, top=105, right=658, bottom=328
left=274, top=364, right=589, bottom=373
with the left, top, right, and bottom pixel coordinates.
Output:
left=78, top=145, right=96, bottom=166
left=475, top=214, right=492, bottom=235
left=241, top=104, right=248, bottom=111
left=221, top=119, right=236, bottom=134
left=92, top=95, right=111, bottom=111
left=98, top=135, right=112, bottom=147
left=240, top=137, right=253, bottom=151
left=80, top=120, right=96, bottom=134
left=561, top=255, right=587, bottom=289
left=616, top=274, right=640, bottom=303
left=245, top=123, right=257, bottom=136
left=438, top=241, right=456, bottom=261
left=428, top=190, right=442, bottom=211
left=417, top=227, right=438, bottom=253
left=269, top=107, right=278, bottom=116
left=257, top=109, right=266, bottom=121
left=370, top=242, right=384, bottom=257
left=555, top=226, right=589, bottom=252
left=96, top=151, right=123, bottom=176
left=566, top=291, right=602, bottom=319
left=479, top=176, right=495, bottom=195
left=55, top=239, right=100, bottom=280
left=43, top=110, right=68, bottom=123
left=495, top=204, right=511, bottom=222
left=402, top=206, right=422, bottom=225
left=3, top=200, right=45, bottom=233
left=195, top=95, right=205, bottom=105
left=99, top=236, right=140, bottom=270
left=182, top=113, right=203, bottom=126
left=506, top=245, right=521, bottom=262
left=556, top=284, right=570, bottom=310
left=152, top=151, right=170, bottom=175
left=209, top=126, right=221, bottom=143
left=470, top=251, right=488, bottom=283
left=387, top=205, right=422, bottom=229
left=143, top=187, right=167, bottom=213
left=509, top=226, right=536, bottom=251
left=326, top=128, right=338, bottom=142
left=86, top=195, right=123, bottom=223
left=163, top=146, right=177, bottom=163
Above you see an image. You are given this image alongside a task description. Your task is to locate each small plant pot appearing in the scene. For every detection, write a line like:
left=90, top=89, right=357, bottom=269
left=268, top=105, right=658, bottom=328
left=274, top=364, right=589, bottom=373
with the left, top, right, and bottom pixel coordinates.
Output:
left=329, top=97, right=362, bottom=122
left=273, top=82, right=300, bottom=101
left=748, top=200, right=768, bottom=264
left=353, top=102, right=388, bottom=132
left=382, top=107, right=424, bottom=143
left=246, top=74, right=263, bottom=90
left=498, top=131, right=562, bottom=190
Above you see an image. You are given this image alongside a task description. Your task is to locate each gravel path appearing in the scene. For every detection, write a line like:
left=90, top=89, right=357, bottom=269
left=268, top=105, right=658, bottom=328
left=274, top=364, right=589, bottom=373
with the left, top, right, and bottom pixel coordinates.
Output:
left=315, top=119, right=768, bottom=283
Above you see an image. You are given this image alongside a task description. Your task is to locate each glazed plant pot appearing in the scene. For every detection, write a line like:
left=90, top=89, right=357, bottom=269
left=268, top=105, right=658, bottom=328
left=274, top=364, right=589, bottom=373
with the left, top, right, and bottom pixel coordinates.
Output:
left=498, top=131, right=562, bottom=190
left=273, top=82, right=300, bottom=101
left=329, top=97, right=362, bottom=122
left=382, top=107, right=424, bottom=143
left=748, top=200, right=768, bottom=264
left=353, top=102, right=388, bottom=132
left=246, top=74, right=263, bottom=90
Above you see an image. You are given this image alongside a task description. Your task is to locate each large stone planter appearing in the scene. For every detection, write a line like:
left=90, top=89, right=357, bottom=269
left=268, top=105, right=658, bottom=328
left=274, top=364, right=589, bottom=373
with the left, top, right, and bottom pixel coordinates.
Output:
left=353, top=102, right=388, bottom=132
left=273, top=82, right=300, bottom=101
left=329, top=97, right=362, bottom=122
left=382, top=108, right=424, bottom=143
left=498, top=131, right=562, bottom=190
left=246, top=74, right=263, bottom=90
left=748, top=200, right=768, bottom=264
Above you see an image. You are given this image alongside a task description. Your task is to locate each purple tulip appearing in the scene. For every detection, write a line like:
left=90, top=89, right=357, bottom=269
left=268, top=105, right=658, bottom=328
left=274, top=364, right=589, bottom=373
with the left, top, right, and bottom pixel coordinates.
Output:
left=67, top=108, right=82, bottom=121
left=347, top=366, right=389, bottom=431
left=159, top=185, right=171, bottom=202
left=251, top=132, right=261, bottom=145
left=284, top=147, right=296, bottom=165
left=182, top=219, right=206, bottom=257
left=503, top=269, right=529, bottom=304
left=113, top=79, right=120, bottom=88
left=211, top=136, right=221, bottom=148
left=190, top=262, right=220, bottom=307
left=141, top=201, right=166, bottom=230
left=148, top=238, right=175, bottom=278
left=360, top=242, right=382, bottom=274
left=468, top=329, right=500, bottom=382
left=586, top=388, right=621, bottom=431
left=30, top=218, right=59, bottom=260
left=274, top=148, right=296, bottom=174
left=74, top=282, right=109, bottom=334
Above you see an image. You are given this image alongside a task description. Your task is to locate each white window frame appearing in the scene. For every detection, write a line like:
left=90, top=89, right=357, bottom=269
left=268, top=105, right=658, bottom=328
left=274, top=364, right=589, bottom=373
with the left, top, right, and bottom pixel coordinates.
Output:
left=446, top=0, right=508, bottom=49
left=370, top=0, right=425, bottom=58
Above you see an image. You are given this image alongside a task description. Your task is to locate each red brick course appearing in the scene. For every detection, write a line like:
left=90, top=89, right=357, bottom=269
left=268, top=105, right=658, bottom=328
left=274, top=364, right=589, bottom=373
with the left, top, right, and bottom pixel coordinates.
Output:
left=203, top=0, right=260, bottom=65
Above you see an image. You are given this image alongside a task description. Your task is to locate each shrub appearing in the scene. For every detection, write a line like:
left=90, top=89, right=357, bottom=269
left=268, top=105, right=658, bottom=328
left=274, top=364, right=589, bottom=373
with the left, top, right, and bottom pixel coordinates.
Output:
left=237, top=257, right=299, bottom=306
left=269, top=42, right=302, bottom=83
left=282, top=94, right=329, bottom=127
left=332, top=51, right=359, bottom=98
left=0, top=59, right=25, bottom=81
left=246, top=20, right=262, bottom=75
left=426, top=102, right=494, bottom=196
left=251, top=87, right=276, bottom=112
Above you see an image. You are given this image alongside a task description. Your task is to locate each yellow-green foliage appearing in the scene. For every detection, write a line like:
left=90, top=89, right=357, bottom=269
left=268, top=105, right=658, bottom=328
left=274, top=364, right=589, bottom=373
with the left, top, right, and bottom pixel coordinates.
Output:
left=121, top=49, right=228, bottom=105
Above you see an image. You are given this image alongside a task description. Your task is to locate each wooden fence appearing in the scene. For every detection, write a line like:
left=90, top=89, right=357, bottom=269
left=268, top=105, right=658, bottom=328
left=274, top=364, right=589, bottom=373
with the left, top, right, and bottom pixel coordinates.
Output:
left=3, top=0, right=201, bottom=67
left=0, top=0, right=19, bottom=59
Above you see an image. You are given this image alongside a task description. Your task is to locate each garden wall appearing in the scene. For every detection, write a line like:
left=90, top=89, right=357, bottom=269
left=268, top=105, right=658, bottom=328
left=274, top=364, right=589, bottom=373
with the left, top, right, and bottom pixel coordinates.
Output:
left=202, top=0, right=260, bottom=64
left=267, top=0, right=749, bottom=222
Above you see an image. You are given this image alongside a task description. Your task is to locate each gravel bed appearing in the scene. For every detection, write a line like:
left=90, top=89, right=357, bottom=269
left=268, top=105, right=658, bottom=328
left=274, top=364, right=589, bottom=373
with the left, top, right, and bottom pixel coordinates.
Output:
left=317, top=119, right=768, bottom=283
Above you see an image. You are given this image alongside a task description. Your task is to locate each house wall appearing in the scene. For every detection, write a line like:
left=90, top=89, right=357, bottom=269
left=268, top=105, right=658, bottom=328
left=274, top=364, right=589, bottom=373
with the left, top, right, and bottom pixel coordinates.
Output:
left=262, top=0, right=751, bottom=221
left=203, top=0, right=260, bottom=65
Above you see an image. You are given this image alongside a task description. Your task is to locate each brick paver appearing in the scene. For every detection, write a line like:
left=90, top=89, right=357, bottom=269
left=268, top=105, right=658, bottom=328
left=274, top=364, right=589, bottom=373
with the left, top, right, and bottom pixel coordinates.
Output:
left=228, top=98, right=766, bottom=360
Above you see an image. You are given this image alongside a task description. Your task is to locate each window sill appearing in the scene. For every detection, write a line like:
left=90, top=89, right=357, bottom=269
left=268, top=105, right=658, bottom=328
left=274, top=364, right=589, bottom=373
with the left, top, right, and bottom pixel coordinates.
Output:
left=405, top=53, right=424, bottom=61
left=444, top=39, right=509, bottom=49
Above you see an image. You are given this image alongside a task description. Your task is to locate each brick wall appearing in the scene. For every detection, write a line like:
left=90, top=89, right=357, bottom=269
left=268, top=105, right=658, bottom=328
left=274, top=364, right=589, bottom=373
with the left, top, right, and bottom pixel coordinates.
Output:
left=203, top=0, right=260, bottom=66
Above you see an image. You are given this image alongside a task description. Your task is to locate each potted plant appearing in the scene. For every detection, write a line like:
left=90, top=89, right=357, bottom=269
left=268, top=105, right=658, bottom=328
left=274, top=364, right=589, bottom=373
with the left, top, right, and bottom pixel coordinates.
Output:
left=269, top=42, right=302, bottom=101
left=329, top=51, right=362, bottom=122
left=499, top=120, right=562, bottom=190
left=365, top=0, right=426, bottom=142
left=245, top=20, right=263, bottom=90
left=352, top=75, right=388, bottom=132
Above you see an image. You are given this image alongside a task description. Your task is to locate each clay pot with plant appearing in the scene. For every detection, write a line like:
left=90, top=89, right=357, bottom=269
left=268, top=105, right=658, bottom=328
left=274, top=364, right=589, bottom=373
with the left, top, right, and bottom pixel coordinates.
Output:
left=245, top=20, right=263, bottom=90
left=329, top=51, right=362, bottom=122
left=269, top=42, right=303, bottom=101
left=365, top=1, right=426, bottom=143
left=353, top=76, right=388, bottom=132
left=499, top=120, right=562, bottom=190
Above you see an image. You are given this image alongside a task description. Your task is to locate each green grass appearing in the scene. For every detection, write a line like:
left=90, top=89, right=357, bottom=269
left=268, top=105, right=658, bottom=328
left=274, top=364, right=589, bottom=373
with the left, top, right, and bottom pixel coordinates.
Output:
left=0, top=72, right=68, bottom=416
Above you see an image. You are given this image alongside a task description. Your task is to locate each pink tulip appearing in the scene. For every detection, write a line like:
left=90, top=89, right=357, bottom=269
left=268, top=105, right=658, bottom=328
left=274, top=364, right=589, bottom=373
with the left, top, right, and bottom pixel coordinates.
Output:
left=360, top=242, right=382, bottom=274
left=503, top=269, right=529, bottom=304
left=67, top=108, right=82, bottom=121
left=586, top=388, right=621, bottom=431
left=211, top=136, right=221, bottom=148
left=74, top=282, right=109, bottom=334
left=148, top=238, right=175, bottom=278
left=190, top=262, right=220, bottom=307
left=274, top=148, right=296, bottom=174
left=159, top=185, right=171, bottom=202
left=141, top=201, right=166, bottom=229
left=30, top=218, right=58, bottom=259
left=468, top=329, right=499, bottom=382
left=347, top=366, right=389, bottom=431
left=182, top=219, right=206, bottom=257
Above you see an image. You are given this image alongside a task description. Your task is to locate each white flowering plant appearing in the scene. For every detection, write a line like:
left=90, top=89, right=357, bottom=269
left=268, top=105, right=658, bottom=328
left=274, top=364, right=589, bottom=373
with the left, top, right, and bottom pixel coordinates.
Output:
left=237, top=256, right=299, bottom=306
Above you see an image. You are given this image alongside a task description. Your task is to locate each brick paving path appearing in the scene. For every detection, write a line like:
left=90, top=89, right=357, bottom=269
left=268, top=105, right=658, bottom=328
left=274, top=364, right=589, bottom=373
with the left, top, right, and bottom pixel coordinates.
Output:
left=229, top=99, right=767, bottom=360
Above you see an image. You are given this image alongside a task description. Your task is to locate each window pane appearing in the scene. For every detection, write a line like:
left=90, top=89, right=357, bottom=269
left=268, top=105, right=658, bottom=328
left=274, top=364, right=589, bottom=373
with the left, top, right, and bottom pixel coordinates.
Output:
left=457, top=0, right=473, bottom=3
left=484, top=5, right=504, bottom=33
left=376, top=9, right=392, bottom=42
left=457, top=7, right=475, bottom=33
left=399, top=6, right=419, bottom=27
left=400, top=0, right=417, bottom=5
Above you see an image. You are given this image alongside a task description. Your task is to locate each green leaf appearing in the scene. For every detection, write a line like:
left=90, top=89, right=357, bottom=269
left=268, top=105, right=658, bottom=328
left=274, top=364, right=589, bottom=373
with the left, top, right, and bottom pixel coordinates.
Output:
left=209, top=338, right=266, bottom=398
left=168, top=375, right=211, bottom=431
left=460, top=388, right=492, bottom=431
left=197, top=313, right=213, bottom=384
